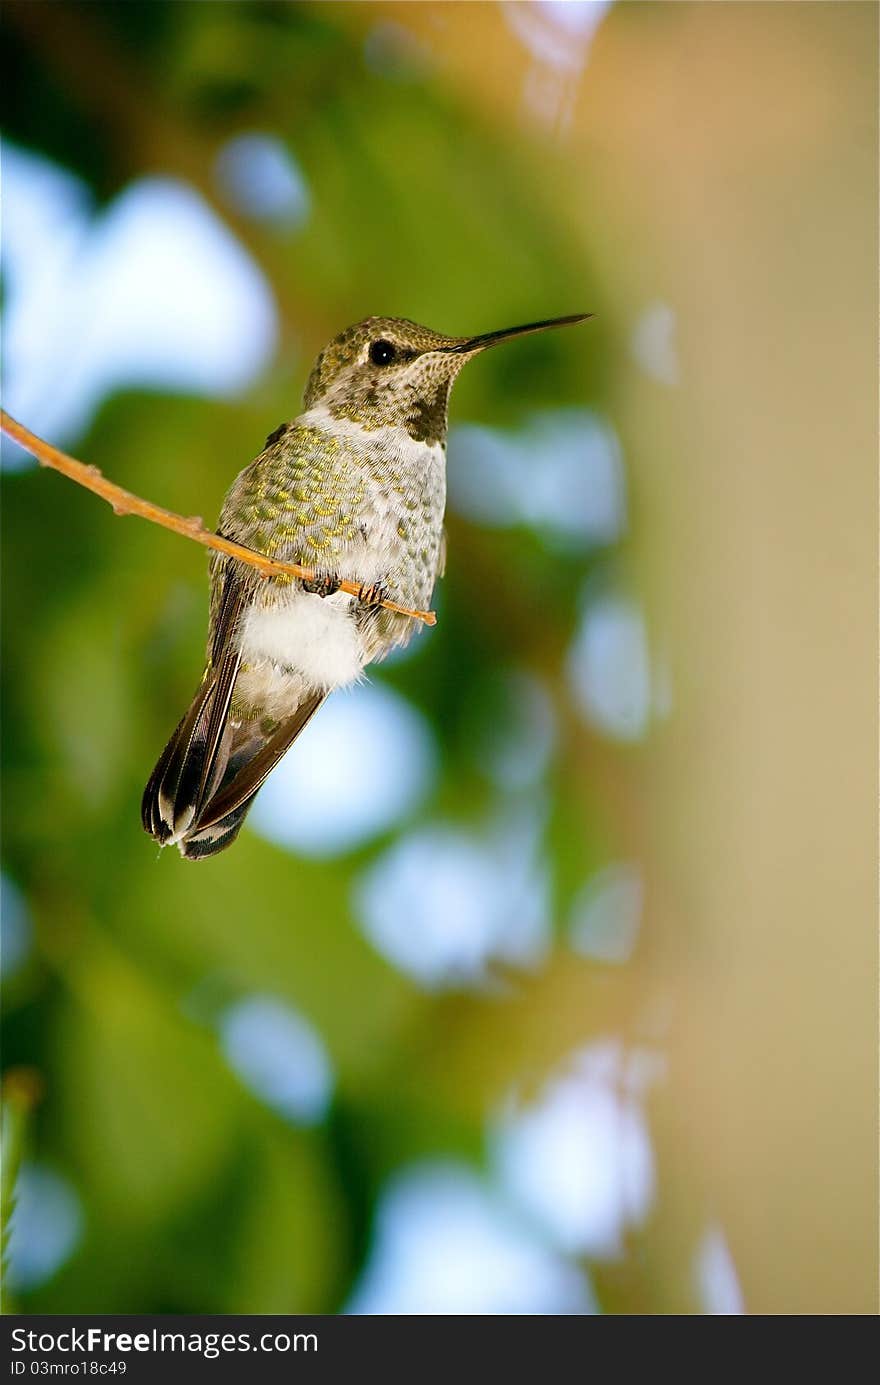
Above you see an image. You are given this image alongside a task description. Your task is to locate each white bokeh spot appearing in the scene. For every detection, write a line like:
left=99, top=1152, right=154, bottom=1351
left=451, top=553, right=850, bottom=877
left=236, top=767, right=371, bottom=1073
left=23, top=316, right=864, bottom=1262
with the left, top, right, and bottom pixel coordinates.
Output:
left=219, top=995, right=333, bottom=1125
left=353, top=808, right=550, bottom=989
left=248, top=680, right=436, bottom=858
left=346, top=1161, right=596, bottom=1315
left=2, top=143, right=278, bottom=460
left=491, top=1041, right=657, bottom=1259
left=567, top=592, right=653, bottom=741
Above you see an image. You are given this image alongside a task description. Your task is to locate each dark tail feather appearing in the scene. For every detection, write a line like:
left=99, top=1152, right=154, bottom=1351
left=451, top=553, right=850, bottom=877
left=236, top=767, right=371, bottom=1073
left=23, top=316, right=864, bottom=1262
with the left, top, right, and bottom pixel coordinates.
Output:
left=177, top=790, right=259, bottom=860
left=142, top=686, right=327, bottom=861
left=143, top=566, right=245, bottom=850
left=141, top=677, right=216, bottom=846
left=178, top=689, right=326, bottom=860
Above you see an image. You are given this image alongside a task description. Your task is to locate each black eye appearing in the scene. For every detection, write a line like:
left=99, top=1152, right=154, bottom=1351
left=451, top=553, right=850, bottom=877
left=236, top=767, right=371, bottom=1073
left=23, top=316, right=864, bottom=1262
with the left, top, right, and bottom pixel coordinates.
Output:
left=369, top=339, right=397, bottom=366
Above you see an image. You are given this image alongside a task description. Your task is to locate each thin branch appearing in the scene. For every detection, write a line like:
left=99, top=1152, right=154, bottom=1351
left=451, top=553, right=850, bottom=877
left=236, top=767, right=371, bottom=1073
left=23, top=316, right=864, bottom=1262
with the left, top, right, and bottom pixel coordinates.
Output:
left=0, top=411, right=436, bottom=626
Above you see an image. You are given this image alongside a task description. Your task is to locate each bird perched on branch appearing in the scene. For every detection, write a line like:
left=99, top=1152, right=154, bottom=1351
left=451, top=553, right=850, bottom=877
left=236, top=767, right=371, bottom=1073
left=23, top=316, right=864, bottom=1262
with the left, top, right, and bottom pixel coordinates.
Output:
left=142, top=312, right=588, bottom=859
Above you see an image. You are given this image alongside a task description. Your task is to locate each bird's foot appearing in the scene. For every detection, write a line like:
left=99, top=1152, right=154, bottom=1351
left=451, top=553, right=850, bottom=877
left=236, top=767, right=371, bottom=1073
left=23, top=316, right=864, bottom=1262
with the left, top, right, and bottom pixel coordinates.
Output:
left=301, top=571, right=341, bottom=598
left=357, top=581, right=390, bottom=608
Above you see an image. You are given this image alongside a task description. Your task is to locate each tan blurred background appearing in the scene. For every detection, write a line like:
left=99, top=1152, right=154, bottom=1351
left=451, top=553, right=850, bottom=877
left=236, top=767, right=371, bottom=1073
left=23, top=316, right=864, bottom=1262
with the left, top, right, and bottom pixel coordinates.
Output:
left=377, top=0, right=878, bottom=1313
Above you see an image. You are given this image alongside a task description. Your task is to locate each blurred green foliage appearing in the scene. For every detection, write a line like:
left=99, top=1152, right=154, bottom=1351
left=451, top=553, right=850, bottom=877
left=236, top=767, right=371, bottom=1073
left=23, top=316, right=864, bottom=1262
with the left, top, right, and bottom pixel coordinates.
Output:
left=1, top=0, right=626, bottom=1313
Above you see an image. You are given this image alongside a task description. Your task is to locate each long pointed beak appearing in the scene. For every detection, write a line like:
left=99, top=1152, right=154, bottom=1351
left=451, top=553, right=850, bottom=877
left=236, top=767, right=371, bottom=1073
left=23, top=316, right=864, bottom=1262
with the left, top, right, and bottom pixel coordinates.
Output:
left=444, top=312, right=592, bottom=355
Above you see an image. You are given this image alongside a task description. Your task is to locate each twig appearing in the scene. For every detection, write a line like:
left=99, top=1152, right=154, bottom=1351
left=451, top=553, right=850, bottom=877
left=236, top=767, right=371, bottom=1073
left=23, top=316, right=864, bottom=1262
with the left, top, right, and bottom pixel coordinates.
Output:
left=0, top=411, right=437, bottom=626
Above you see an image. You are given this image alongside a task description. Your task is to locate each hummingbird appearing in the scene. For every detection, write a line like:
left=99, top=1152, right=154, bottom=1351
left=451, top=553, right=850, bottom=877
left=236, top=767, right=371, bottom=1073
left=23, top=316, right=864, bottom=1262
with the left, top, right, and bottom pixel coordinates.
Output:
left=142, top=313, right=588, bottom=859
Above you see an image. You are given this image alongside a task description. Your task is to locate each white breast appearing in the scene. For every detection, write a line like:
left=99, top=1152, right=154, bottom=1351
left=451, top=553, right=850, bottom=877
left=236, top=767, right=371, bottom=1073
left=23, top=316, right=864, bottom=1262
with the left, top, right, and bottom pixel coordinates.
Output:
left=239, top=590, right=363, bottom=692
